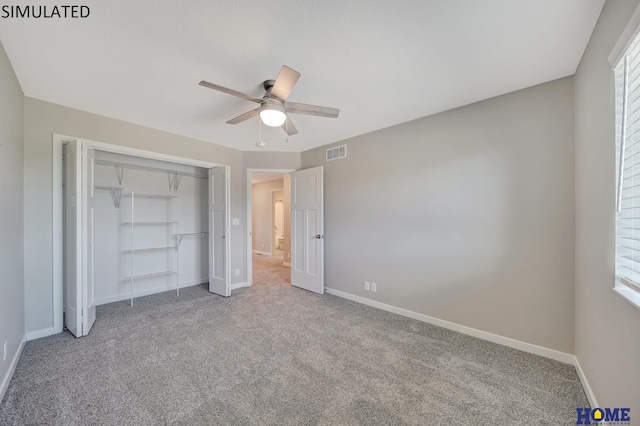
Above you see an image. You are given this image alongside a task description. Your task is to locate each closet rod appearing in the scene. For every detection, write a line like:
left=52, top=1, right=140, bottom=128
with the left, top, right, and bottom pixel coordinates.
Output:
left=95, top=159, right=208, bottom=179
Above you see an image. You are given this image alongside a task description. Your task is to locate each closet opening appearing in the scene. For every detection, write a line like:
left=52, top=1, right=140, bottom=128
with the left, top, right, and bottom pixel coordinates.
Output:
left=89, top=151, right=210, bottom=306
left=54, top=135, right=229, bottom=337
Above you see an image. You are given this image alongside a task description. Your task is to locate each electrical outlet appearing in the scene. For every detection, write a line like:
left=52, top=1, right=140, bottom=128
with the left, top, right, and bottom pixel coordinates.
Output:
left=262, top=243, right=265, bottom=249
left=371, top=282, right=377, bottom=292
left=235, top=268, right=240, bottom=277
left=232, top=218, right=240, bottom=226
left=288, top=253, right=290, bottom=259
left=3, top=340, right=7, bottom=361
left=365, top=281, right=371, bottom=291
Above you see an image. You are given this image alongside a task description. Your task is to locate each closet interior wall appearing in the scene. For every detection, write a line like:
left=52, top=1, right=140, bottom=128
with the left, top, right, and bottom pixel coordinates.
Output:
left=93, top=151, right=209, bottom=305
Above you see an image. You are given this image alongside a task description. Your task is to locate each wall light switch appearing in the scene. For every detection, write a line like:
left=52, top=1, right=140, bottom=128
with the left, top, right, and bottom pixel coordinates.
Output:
left=371, top=282, right=377, bottom=292
left=235, top=268, right=240, bottom=277
left=232, top=218, right=240, bottom=226
left=365, top=281, right=371, bottom=291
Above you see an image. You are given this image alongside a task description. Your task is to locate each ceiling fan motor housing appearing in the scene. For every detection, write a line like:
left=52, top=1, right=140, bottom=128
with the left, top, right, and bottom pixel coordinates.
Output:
left=263, top=79, right=276, bottom=92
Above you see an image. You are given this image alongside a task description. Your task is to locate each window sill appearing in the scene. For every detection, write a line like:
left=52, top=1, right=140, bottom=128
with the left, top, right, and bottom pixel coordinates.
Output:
left=613, top=284, right=640, bottom=311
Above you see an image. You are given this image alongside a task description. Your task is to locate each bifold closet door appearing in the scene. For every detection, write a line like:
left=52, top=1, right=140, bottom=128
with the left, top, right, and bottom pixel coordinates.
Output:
left=82, top=143, right=96, bottom=335
left=208, top=166, right=230, bottom=297
left=64, top=140, right=96, bottom=337
left=64, top=141, right=83, bottom=337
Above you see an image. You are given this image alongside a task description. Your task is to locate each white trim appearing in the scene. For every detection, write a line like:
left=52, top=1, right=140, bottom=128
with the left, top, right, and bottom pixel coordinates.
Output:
left=181, top=278, right=209, bottom=288
left=325, top=287, right=575, bottom=364
left=0, top=335, right=26, bottom=403
left=81, top=139, right=223, bottom=169
left=52, top=134, right=224, bottom=334
left=613, top=284, right=640, bottom=311
left=246, top=168, right=295, bottom=287
left=225, top=165, right=231, bottom=295
left=230, top=281, right=250, bottom=291
left=52, top=135, right=67, bottom=334
left=95, top=279, right=208, bottom=306
left=26, top=327, right=57, bottom=341
left=574, top=356, right=599, bottom=409
left=609, top=2, right=640, bottom=68
left=252, top=250, right=272, bottom=256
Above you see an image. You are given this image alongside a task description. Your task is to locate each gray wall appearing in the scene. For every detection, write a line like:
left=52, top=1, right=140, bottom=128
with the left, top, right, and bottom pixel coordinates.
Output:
left=23, top=98, right=248, bottom=335
left=0, top=41, right=24, bottom=398
left=243, top=151, right=301, bottom=171
left=302, top=77, right=575, bottom=353
left=575, top=0, right=640, bottom=413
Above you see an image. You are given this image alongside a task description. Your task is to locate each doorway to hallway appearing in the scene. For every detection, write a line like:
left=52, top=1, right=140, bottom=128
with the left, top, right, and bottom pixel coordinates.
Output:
left=247, top=169, right=293, bottom=286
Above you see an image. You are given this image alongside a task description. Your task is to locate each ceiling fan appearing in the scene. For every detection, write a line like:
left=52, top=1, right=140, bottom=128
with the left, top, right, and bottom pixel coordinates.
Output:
left=199, top=65, right=339, bottom=137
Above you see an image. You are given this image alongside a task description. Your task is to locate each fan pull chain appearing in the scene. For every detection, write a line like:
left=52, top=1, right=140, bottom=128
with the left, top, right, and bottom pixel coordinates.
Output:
left=257, top=117, right=265, bottom=147
left=285, top=119, right=289, bottom=143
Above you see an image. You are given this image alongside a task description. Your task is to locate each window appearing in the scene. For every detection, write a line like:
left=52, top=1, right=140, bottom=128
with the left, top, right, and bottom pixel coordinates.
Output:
left=614, top=24, right=640, bottom=308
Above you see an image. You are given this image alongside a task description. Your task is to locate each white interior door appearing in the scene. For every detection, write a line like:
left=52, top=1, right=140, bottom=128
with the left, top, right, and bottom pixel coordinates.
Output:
left=82, top=144, right=96, bottom=336
left=208, top=166, right=230, bottom=296
left=291, top=166, right=324, bottom=294
left=64, top=141, right=82, bottom=337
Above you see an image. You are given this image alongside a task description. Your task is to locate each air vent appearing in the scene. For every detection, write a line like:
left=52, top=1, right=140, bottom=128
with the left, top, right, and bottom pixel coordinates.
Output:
left=326, top=145, right=347, bottom=161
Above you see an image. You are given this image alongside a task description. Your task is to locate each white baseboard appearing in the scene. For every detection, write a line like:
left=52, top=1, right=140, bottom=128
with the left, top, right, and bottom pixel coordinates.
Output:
left=283, top=262, right=291, bottom=267
left=96, top=279, right=208, bottom=306
left=324, top=287, right=574, bottom=365
left=252, top=250, right=272, bottom=256
left=0, top=334, right=26, bottom=403
left=26, top=326, right=57, bottom=341
left=574, top=356, right=599, bottom=409
left=230, top=281, right=250, bottom=291
left=180, top=278, right=209, bottom=287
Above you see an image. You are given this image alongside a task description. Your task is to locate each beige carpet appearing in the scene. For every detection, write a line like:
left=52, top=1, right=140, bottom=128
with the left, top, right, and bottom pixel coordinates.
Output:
left=0, top=254, right=587, bottom=425
left=252, top=252, right=290, bottom=285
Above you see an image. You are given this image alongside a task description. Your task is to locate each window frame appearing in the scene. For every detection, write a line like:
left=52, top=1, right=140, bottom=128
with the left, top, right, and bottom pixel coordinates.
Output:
left=611, top=4, right=640, bottom=311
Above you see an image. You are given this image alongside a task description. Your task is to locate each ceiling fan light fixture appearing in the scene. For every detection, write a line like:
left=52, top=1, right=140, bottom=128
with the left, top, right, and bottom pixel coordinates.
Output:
left=200, top=65, right=338, bottom=137
left=260, top=104, right=286, bottom=127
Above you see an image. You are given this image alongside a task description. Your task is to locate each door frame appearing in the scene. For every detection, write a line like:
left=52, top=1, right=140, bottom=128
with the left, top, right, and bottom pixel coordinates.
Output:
left=52, top=134, right=224, bottom=335
left=246, top=168, right=294, bottom=287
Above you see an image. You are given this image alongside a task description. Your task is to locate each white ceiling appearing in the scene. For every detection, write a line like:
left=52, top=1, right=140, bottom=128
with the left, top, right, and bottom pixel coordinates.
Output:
left=0, top=0, right=604, bottom=152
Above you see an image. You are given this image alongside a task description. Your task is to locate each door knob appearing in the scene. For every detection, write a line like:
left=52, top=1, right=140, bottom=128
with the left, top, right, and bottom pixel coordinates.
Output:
left=315, top=234, right=323, bottom=239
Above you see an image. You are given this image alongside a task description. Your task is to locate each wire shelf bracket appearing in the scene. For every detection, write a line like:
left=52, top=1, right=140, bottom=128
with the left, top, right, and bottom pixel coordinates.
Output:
left=175, top=232, right=209, bottom=248
left=95, top=186, right=124, bottom=210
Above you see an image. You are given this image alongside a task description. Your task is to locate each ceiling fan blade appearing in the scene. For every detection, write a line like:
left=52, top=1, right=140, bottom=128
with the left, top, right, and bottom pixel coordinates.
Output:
left=199, top=80, right=262, bottom=104
left=226, top=108, right=261, bottom=125
left=281, top=116, right=298, bottom=136
left=270, top=66, right=300, bottom=101
left=286, top=102, right=339, bottom=118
